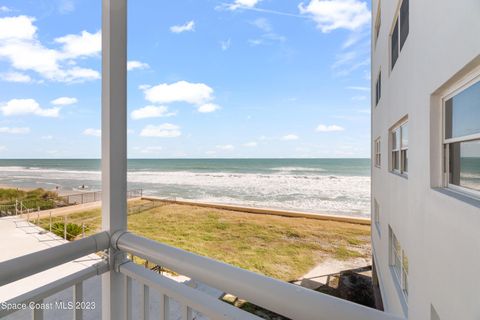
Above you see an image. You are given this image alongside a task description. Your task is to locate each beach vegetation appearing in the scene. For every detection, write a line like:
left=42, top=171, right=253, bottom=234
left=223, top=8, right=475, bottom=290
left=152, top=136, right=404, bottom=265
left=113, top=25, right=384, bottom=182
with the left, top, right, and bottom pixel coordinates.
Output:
left=0, top=188, right=62, bottom=210
left=38, top=200, right=370, bottom=282
left=50, top=222, right=84, bottom=240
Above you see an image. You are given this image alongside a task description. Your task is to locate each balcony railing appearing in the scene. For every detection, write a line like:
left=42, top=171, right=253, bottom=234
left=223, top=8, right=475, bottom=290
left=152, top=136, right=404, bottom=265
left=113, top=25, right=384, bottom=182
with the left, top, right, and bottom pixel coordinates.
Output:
left=0, top=230, right=404, bottom=320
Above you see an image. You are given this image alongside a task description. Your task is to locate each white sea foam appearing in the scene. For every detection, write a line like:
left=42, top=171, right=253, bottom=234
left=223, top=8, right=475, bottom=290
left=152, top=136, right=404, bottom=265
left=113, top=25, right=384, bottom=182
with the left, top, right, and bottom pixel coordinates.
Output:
left=0, top=166, right=371, bottom=216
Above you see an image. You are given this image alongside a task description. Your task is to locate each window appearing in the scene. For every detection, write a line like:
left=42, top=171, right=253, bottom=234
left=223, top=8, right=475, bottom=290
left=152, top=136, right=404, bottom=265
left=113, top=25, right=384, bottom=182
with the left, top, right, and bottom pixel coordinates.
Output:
left=390, top=0, right=409, bottom=70
left=391, top=120, right=408, bottom=175
left=391, top=19, right=399, bottom=68
left=399, top=0, right=409, bottom=49
left=373, top=199, right=380, bottom=227
left=390, top=227, right=409, bottom=298
left=375, top=137, right=381, bottom=167
left=443, top=78, right=480, bottom=195
left=375, top=71, right=382, bottom=106
left=374, top=1, right=381, bottom=46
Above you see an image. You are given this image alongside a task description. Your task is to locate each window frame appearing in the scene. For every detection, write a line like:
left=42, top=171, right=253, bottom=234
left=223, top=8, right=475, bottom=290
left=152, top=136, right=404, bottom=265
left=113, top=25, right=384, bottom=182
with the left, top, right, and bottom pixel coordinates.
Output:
left=390, top=119, right=408, bottom=176
left=373, top=199, right=381, bottom=235
left=390, top=0, right=409, bottom=71
left=441, top=72, right=480, bottom=199
left=374, top=0, right=381, bottom=47
left=389, top=227, right=409, bottom=300
left=375, top=137, right=381, bottom=168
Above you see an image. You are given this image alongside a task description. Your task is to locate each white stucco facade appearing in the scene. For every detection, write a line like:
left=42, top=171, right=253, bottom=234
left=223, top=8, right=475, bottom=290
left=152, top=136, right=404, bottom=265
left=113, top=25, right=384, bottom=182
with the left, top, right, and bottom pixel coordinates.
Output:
left=371, top=1, right=480, bottom=319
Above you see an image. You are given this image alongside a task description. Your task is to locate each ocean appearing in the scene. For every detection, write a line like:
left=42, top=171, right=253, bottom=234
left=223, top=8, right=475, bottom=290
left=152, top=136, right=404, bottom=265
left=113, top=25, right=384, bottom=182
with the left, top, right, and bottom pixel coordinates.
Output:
left=0, top=159, right=371, bottom=217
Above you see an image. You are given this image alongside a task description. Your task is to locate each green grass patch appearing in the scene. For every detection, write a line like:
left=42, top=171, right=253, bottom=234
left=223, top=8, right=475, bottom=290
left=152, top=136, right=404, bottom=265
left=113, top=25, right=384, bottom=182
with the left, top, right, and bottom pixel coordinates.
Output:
left=38, top=201, right=371, bottom=282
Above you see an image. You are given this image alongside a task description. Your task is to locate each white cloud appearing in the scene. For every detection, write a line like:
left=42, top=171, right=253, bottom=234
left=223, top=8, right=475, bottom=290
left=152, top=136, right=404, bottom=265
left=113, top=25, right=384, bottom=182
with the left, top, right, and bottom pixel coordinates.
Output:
left=282, top=134, right=299, bottom=141
left=127, top=60, right=149, bottom=71
left=142, top=81, right=214, bottom=105
left=51, top=97, right=78, bottom=106
left=216, top=144, right=234, bottom=150
left=59, top=0, right=75, bottom=14
left=316, top=124, right=345, bottom=132
left=332, top=50, right=369, bottom=76
left=141, top=81, right=221, bottom=113
left=0, top=6, right=11, bottom=12
left=0, top=16, right=100, bottom=82
left=227, top=0, right=262, bottom=10
left=170, top=20, right=195, bottom=33
left=347, top=86, right=369, bottom=91
left=220, top=39, right=231, bottom=51
left=0, top=146, right=6, bottom=152
left=83, top=128, right=101, bottom=137
left=54, top=30, right=101, bottom=58
left=140, top=124, right=181, bottom=138
left=248, top=39, right=264, bottom=46
left=131, top=105, right=176, bottom=120
left=198, top=103, right=220, bottom=113
left=251, top=18, right=272, bottom=32
left=0, top=99, right=60, bottom=117
left=299, top=0, right=371, bottom=33
left=0, top=16, right=36, bottom=40
left=0, top=127, right=30, bottom=134
left=249, top=17, right=286, bottom=46
left=243, top=142, right=258, bottom=147
left=41, top=135, right=53, bottom=140
left=0, top=72, right=32, bottom=83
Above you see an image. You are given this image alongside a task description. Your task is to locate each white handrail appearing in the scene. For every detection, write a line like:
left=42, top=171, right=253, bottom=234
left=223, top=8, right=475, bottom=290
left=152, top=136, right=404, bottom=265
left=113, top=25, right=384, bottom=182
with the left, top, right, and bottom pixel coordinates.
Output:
left=113, top=232, right=405, bottom=320
left=0, top=231, right=110, bottom=286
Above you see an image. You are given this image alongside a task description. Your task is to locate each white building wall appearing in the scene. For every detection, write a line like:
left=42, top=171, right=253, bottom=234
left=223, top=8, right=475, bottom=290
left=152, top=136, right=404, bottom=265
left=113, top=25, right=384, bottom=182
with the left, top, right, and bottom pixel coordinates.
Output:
left=371, top=1, right=480, bottom=319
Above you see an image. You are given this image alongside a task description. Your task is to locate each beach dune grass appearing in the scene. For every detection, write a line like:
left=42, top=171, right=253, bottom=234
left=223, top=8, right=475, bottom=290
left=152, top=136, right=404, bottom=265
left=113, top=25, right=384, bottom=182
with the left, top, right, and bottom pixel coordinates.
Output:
left=38, top=201, right=370, bottom=282
left=0, top=188, right=61, bottom=210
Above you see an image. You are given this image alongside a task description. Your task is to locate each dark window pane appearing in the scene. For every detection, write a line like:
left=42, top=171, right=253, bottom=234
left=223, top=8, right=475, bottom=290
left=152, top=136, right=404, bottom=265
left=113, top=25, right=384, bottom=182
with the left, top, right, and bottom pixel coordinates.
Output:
left=393, top=150, right=400, bottom=170
left=401, top=149, right=408, bottom=173
left=449, top=140, right=480, bottom=191
left=376, top=72, right=381, bottom=105
left=391, top=19, right=399, bottom=69
left=400, top=0, right=409, bottom=50
left=445, top=81, right=480, bottom=139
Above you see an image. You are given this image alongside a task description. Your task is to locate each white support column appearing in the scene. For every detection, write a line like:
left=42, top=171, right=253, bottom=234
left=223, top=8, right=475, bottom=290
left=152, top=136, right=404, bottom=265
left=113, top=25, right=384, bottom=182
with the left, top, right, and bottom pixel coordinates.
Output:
left=101, top=0, right=128, bottom=319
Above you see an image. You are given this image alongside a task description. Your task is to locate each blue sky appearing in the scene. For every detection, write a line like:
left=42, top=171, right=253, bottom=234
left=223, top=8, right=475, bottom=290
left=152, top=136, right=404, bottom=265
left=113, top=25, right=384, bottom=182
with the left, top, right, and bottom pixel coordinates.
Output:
left=0, top=0, right=372, bottom=159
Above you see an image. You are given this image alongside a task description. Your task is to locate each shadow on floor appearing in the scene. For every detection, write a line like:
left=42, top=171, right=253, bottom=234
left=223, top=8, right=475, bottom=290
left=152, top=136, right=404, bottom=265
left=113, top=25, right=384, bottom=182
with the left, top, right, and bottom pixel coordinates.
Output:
left=291, top=265, right=377, bottom=309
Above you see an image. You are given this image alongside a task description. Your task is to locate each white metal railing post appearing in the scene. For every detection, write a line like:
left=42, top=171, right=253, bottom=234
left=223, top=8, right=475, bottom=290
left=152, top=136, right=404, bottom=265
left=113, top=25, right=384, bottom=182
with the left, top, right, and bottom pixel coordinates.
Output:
left=64, top=215, right=67, bottom=240
left=101, top=0, right=128, bottom=319
left=74, top=282, right=83, bottom=320
left=140, top=284, right=149, bottom=320
left=32, top=300, right=44, bottom=320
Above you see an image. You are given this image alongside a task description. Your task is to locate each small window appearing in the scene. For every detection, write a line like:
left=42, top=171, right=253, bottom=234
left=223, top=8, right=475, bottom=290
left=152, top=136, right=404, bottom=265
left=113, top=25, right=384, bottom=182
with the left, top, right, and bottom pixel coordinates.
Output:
left=375, top=71, right=382, bottom=106
left=390, top=0, right=409, bottom=70
left=391, top=120, right=408, bottom=175
left=373, top=199, right=380, bottom=227
left=443, top=78, right=480, bottom=195
left=374, top=1, right=381, bottom=46
left=390, top=227, right=408, bottom=299
left=375, top=137, right=381, bottom=167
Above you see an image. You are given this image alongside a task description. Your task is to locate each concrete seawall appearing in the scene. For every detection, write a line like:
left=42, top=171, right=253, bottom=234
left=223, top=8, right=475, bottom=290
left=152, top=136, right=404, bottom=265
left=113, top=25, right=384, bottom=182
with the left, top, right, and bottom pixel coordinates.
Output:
left=141, top=196, right=371, bottom=226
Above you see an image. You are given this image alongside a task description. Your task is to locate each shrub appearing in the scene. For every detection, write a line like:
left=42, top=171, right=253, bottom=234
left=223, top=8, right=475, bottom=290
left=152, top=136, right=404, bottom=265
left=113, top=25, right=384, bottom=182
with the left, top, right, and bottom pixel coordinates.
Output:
left=51, top=222, right=84, bottom=240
